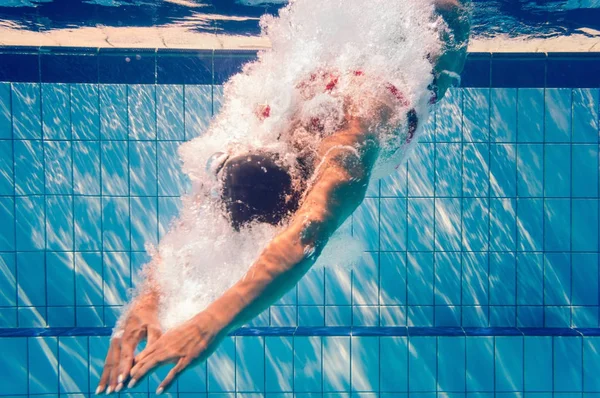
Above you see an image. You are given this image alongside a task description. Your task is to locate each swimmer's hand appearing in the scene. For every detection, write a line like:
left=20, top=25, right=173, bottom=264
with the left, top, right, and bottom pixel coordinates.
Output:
left=127, top=311, right=224, bottom=394
left=96, top=291, right=162, bottom=395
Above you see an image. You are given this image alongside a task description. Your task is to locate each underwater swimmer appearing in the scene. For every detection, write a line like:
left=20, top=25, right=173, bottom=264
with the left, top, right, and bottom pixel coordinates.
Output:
left=97, top=0, right=470, bottom=394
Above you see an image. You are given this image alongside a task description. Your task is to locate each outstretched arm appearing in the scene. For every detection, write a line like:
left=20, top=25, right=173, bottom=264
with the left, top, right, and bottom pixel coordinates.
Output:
left=126, top=117, right=379, bottom=393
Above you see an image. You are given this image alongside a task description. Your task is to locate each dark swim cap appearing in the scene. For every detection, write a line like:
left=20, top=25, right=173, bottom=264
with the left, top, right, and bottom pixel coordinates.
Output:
left=220, top=153, right=301, bottom=230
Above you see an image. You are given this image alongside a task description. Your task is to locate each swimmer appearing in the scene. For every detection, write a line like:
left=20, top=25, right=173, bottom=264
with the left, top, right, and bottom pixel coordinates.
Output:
left=97, top=0, right=470, bottom=394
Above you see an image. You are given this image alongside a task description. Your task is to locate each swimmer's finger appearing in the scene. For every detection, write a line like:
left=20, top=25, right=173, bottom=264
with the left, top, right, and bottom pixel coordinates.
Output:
left=156, top=357, right=190, bottom=394
left=97, top=338, right=121, bottom=395
left=128, top=350, right=166, bottom=388
left=117, top=327, right=145, bottom=389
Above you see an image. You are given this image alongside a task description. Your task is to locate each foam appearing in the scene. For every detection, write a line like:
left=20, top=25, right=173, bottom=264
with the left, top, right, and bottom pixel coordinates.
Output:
left=122, top=0, right=449, bottom=332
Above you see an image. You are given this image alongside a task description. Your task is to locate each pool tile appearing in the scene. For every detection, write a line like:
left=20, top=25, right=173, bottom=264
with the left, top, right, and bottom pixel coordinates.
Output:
left=46, top=195, right=74, bottom=251
left=491, top=88, right=517, bottom=143
left=547, top=56, right=600, bottom=88
left=544, top=144, right=571, bottom=197
left=408, top=336, right=436, bottom=392
left=12, top=83, right=42, bottom=139
left=517, top=198, right=543, bottom=251
left=47, top=306, right=75, bottom=327
left=297, top=306, right=324, bottom=327
left=128, top=84, right=156, bottom=140
left=158, top=196, right=182, bottom=239
left=184, top=85, right=212, bottom=140
left=572, top=253, right=599, bottom=306
left=0, top=253, right=16, bottom=307
left=435, top=197, right=461, bottom=251
left=101, top=140, right=129, bottom=196
left=490, top=144, right=517, bottom=198
left=572, top=307, right=599, bottom=328
left=58, top=336, right=89, bottom=393
left=72, top=141, right=101, bottom=195
left=462, top=198, right=489, bottom=251
left=544, top=252, right=571, bottom=306
left=99, top=49, right=156, bottom=84
left=156, top=85, right=185, bottom=140
left=129, top=141, right=157, bottom=196
left=495, top=336, right=524, bottom=392
left=434, top=252, right=461, bottom=306
left=517, top=89, right=544, bottom=143
left=517, top=306, right=544, bottom=328
left=438, top=336, right=466, bottom=392
left=102, top=251, right=130, bottom=306
left=99, top=84, right=128, bottom=140
left=157, top=50, right=212, bottom=85
left=545, top=306, right=572, bottom=328
left=322, top=336, right=350, bottom=392
left=435, top=306, right=462, bottom=327
left=352, top=306, right=379, bottom=327
left=517, top=144, right=543, bottom=197
left=74, top=197, right=102, bottom=251
left=523, top=336, right=552, bottom=392
left=46, top=252, right=75, bottom=306
left=380, top=306, right=406, bottom=327
left=463, top=88, right=490, bottom=142
left=408, top=143, right=435, bottom=197
left=28, top=336, right=59, bottom=394
left=131, top=196, right=158, bottom=251
left=44, top=140, right=73, bottom=194
left=351, top=336, right=379, bottom=392
left=408, top=306, right=434, bottom=327
left=380, top=252, right=407, bottom=306
left=236, top=336, right=265, bottom=392
left=40, top=51, right=98, bottom=84
left=353, top=198, right=379, bottom=251
left=583, top=337, right=600, bottom=392
left=407, top=252, right=434, bottom=307
left=325, top=266, right=351, bottom=306
left=462, top=252, right=489, bottom=307
left=461, top=54, right=491, bottom=88
left=17, top=306, right=46, bottom=327
left=492, top=56, right=546, bottom=88
left=42, top=84, right=71, bottom=139
left=14, top=139, right=44, bottom=195
left=298, top=267, right=325, bottom=306
left=102, top=197, right=130, bottom=251
left=462, top=143, right=489, bottom=197
left=544, top=198, right=571, bottom=251
left=572, top=145, right=599, bottom=197
left=0, top=337, right=28, bottom=394
left=76, top=306, right=104, bottom=327
left=545, top=89, right=572, bottom=142
left=157, top=141, right=188, bottom=196
left=436, top=89, right=462, bottom=142
left=436, top=143, right=462, bottom=197
left=0, top=83, right=11, bottom=139
left=490, top=198, right=517, bottom=251
left=407, top=198, right=434, bottom=251
left=490, top=252, right=516, bottom=306
left=380, top=165, right=407, bottom=198
left=213, top=51, right=257, bottom=85
left=15, top=196, right=45, bottom=250
left=379, top=337, right=408, bottom=392
left=265, top=336, right=293, bottom=392
left=71, top=84, right=100, bottom=140
left=179, top=361, right=208, bottom=393
left=554, top=336, right=583, bottom=392
left=0, top=197, right=15, bottom=251
left=490, top=306, right=517, bottom=327
left=380, top=198, right=407, bottom=251
left=352, top=252, right=379, bottom=306
left=572, top=89, right=599, bottom=143
left=517, top=253, right=544, bottom=306
left=572, top=200, right=599, bottom=252
left=271, top=306, right=297, bottom=327
left=294, top=336, right=322, bottom=392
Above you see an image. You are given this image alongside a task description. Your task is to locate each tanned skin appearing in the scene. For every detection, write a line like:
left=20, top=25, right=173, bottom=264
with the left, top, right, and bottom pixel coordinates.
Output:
left=97, top=0, right=469, bottom=394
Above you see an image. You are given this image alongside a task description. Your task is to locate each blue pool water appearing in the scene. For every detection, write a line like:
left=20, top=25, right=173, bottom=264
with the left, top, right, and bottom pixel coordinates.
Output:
left=0, top=49, right=599, bottom=395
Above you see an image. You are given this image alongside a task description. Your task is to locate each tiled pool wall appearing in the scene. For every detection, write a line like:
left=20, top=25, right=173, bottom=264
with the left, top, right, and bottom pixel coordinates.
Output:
left=0, top=48, right=599, bottom=396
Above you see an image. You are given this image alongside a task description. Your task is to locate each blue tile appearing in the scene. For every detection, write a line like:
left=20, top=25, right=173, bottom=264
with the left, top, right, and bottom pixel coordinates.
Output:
left=42, top=84, right=70, bottom=139
left=74, top=196, right=101, bottom=251
left=0, top=51, right=38, bottom=83
left=265, top=336, right=293, bottom=393
left=101, top=140, right=129, bottom=195
left=545, top=306, right=571, bottom=328
left=462, top=306, right=489, bottom=327
left=547, top=56, right=600, bottom=88
left=435, top=198, right=461, bottom=251
left=380, top=337, right=408, bottom=392
left=554, top=337, right=583, bottom=392
left=490, top=144, right=517, bottom=197
left=462, top=252, right=488, bottom=306
left=14, top=139, right=44, bottom=195
left=495, top=336, right=524, bottom=392
left=157, top=85, right=184, bottom=140
left=517, top=253, right=544, bottom=306
left=40, top=51, right=98, bottom=84
left=583, top=337, right=600, bottom=392
left=380, top=198, right=406, bottom=251
left=463, top=88, right=490, bottom=143
left=408, top=306, right=434, bottom=327
left=490, top=306, right=516, bottom=327
left=380, top=252, right=407, bottom=306
left=73, top=141, right=101, bottom=195
left=0, top=197, right=15, bottom=251
left=89, top=336, right=111, bottom=393
left=0, top=83, right=11, bottom=138
left=236, top=336, right=265, bottom=392
left=0, top=253, right=16, bottom=307
left=213, top=51, right=257, bottom=85
left=213, top=85, right=224, bottom=115
left=130, top=141, right=157, bottom=196
left=572, top=307, right=598, bottom=328
left=18, top=306, right=46, bottom=327
left=492, top=57, right=545, bottom=88
left=129, top=84, right=156, bottom=140
left=76, top=306, right=104, bottom=327
left=380, top=306, right=406, bottom=327
left=407, top=252, right=434, bottom=306
left=47, top=306, right=75, bottom=327
left=517, top=306, right=544, bottom=328
left=271, top=306, right=297, bottom=327
left=573, top=200, right=599, bottom=252
left=572, top=145, right=599, bottom=197
left=102, top=252, right=130, bottom=306
left=353, top=252, right=378, bottom=306
left=490, top=252, right=516, bottom=305
left=517, top=144, right=543, bottom=197
left=572, top=253, right=599, bottom=306
left=544, top=144, right=571, bottom=197
left=71, top=84, right=100, bottom=140
left=517, top=89, right=544, bottom=143
left=46, top=195, right=74, bottom=251
left=407, top=198, right=434, bottom=251
left=184, top=85, right=212, bottom=140
left=325, top=266, right=351, bottom=306
left=381, top=166, right=407, bottom=198
left=47, top=252, right=74, bottom=306
left=408, top=143, right=435, bottom=197
left=435, top=252, right=461, bottom=306
left=436, top=89, right=462, bottom=142
left=179, top=361, right=207, bottom=393
left=544, top=199, right=571, bottom=252
left=462, top=198, right=489, bottom=251
left=12, top=83, right=42, bottom=139
left=297, top=306, right=324, bottom=327
left=438, top=336, right=466, bottom=392
left=29, top=336, right=59, bottom=394
left=99, top=49, right=156, bottom=84
left=352, top=306, right=379, bottom=327
left=463, top=143, right=489, bottom=197
left=158, top=196, right=182, bottom=239
left=0, top=308, right=17, bottom=327
left=517, top=199, right=543, bottom=252
left=15, top=196, right=45, bottom=250
left=435, top=306, right=462, bottom=327
left=131, top=251, right=150, bottom=287
left=351, top=336, right=379, bottom=392
left=102, top=197, right=130, bottom=251
left=408, top=336, right=436, bottom=392
left=99, top=84, right=128, bottom=140
left=572, top=89, right=599, bottom=143
left=157, top=51, right=212, bottom=85
left=435, top=145, right=462, bottom=196
left=461, top=55, right=491, bottom=88
left=353, top=198, right=379, bottom=251
left=0, top=337, right=28, bottom=394
left=523, top=336, right=552, bottom=392
left=45, top=141, right=73, bottom=194
left=544, top=253, right=571, bottom=305
left=294, top=336, right=322, bottom=393
left=131, top=196, right=158, bottom=251
left=322, top=336, right=350, bottom=392
left=490, top=198, right=516, bottom=251
left=59, top=336, right=89, bottom=393
left=298, top=267, right=325, bottom=306
left=157, top=141, right=188, bottom=196
left=545, top=89, right=572, bottom=142
left=491, top=89, right=517, bottom=143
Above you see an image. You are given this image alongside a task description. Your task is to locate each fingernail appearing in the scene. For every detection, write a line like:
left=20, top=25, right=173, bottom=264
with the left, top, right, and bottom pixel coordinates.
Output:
left=128, top=378, right=137, bottom=389
left=115, top=383, right=123, bottom=393
left=156, top=387, right=164, bottom=395
left=95, top=386, right=103, bottom=395
left=106, top=386, right=113, bottom=395
left=117, top=374, right=124, bottom=384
